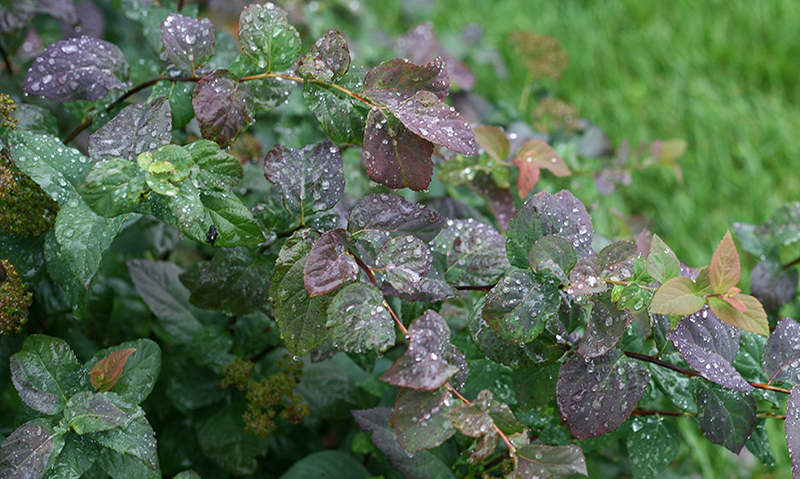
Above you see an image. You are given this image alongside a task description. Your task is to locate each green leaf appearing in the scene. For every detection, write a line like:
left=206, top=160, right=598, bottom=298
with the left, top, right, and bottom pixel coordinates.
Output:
left=649, top=276, right=705, bottom=315
left=707, top=294, right=769, bottom=336
left=528, top=235, right=577, bottom=285
left=297, top=30, right=351, bottom=81
left=696, top=381, right=756, bottom=453
left=10, top=335, right=83, bottom=415
left=148, top=81, right=196, bottom=129
left=430, top=219, right=511, bottom=287
left=709, top=231, right=741, bottom=294
left=0, top=419, right=65, bottom=479
left=192, top=70, right=255, bottom=148
left=473, top=125, right=509, bottom=162
left=303, top=70, right=368, bottom=145
left=66, top=391, right=132, bottom=434
left=43, top=231, right=92, bottom=319
left=238, top=3, right=301, bottom=72
left=304, top=228, right=358, bottom=297
left=512, top=362, right=560, bottom=410
left=648, top=354, right=697, bottom=413
left=482, top=269, right=561, bottom=344
left=83, top=339, right=161, bottom=404
left=626, top=416, right=680, bottom=479
left=375, top=235, right=432, bottom=295
left=646, top=234, right=680, bottom=284
left=197, top=189, right=265, bottom=247
left=185, top=139, right=243, bottom=191
left=90, top=414, right=158, bottom=470
left=746, top=420, right=776, bottom=467
left=43, top=433, right=97, bottom=479
left=180, top=247, right=272, bottom=316
left=79, top=158, right=146, bottom=217
left=363, top=108, right=434, bottom=191
left=326, top=283, right=395, bottom=354
left=513, top=444, right=587, bottom=479
left=278, top=451, right=370, bottom=479
left=87, top=97, right=172, bottom=162
left=443, top=389, right=494, bottom=437
left=263, top=141, right=346, bottom=222
left=190, top=324, right=235, bottom=369
left=195, top=400, right=268, bottom=475
left=392, top=387, right=456, bottom=453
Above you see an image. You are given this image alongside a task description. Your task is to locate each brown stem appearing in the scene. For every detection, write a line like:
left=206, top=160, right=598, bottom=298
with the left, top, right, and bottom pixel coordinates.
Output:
left=177, top=0, right=184, bottom=11
left=784, top=256, right=800, bottom=270
left=446, top=383, right=517, bottom=455
left=237, top=72, right=383, bottom=109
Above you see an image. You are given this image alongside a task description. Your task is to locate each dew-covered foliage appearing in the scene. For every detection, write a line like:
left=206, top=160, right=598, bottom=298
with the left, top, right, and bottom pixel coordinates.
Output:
left=1, top=2, right=799, bottom=479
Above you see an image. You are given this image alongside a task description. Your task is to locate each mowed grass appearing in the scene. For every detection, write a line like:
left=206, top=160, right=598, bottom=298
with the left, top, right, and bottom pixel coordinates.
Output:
left=424, top=0, right=800, bottom=270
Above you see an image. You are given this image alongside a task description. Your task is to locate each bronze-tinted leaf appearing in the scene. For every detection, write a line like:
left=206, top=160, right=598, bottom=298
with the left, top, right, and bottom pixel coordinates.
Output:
left=363, top=108, right=434, bottom=191
left=193, top=70, right=255, bottom=148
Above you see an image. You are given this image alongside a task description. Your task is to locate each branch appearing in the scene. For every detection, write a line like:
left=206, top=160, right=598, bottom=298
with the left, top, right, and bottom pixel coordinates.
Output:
left=237, top=72, right=383, bottom=109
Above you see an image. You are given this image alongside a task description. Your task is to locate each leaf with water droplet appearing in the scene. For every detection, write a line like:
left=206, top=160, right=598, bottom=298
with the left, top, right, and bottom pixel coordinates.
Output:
left=88, top=97, right=172, bottom=162
left=443, top=389, right=494, bottom=437
left=513, top=139, right=571, bottom=199
left=430, top=219, right=511, bottom=287
left=528, top=235, right=577, bottom=286
left=83, top=339, right=161, bottom=405
left=43, top=231, right=92, bottom=318
left=193, top=70, right=255, bottom=148
left=148, top=80, right=196, bottom=129
left=512, top=362, right=560, bottom=410
left=65, top=391, right=133, bottom=434
left=757, top=202, right=800, bottom=247
left=381, top=310, right=460, bottom=390
left=708, top=294, right=769, bottom=337
left=89, top=413, right=158, bottom=469
left=506, top=190, right=594, bottom=268
left=577, top=300, right=633, bottom=358
left=326, top=282, right=394, bottom=354
left=0, top=419, right=65, bottom=479
left=785, top=385, right=800, bottom=478
left=649, top=353, right=697, bottom=413
left=238, top=3, right=300, bottom=72
left=10, top=334, right=82, bottom=415
left=567, top=257, right=607, bottom=296
left=363, top=108, right=434, bottom=191
left=750, top=258, right=798, bottom=313
left=380, top=262, right=457, bottom=303
left=352, top=407, right=457, bottom=479
left=304, top=228, right=358, bottom=297
left=473, top=125, right=509, bottom=162
left=88, top=348, right=137, bottom=392
left=375, top=235, right=432, bottom=295
left=556, top=349, right=649, bottom=440
left=79, top=158, right=146, bottom=217
left=23, top=37, right=128, bottom=102
left=161, top=13, right=215, bottom=74
left=185, top=139, right=243, bottom=191
left=362, top=57, right=449, bottom=105
left=763, top=317, right=800, bottom=385
left=512, top=444, right=588, bottom=479
left=646, top=234, right=680, bottom=284
left=709, top=230, right=741, bottom=294
left=179, top=247, right=272, bottom=316
left=597, top=240, right=638, bottom=281
left=469, top=172, right=515, bottom=231
left=302, top=65, right=367, bottom=145
left=626, top=416, right=680, bottom=479
left=392, top=386, right=456, bottom=452
left=733, top=332, right=780, bottom=404
left=746, top=419, right=777, bottom=467
left=483, top=269, right=561, bottom=345
left=264, top=141, right=345, bottom=222
left=650, top=276, right=706, bottom=316
left=297, top=29, right=350, bottom=81
left=696, top=381, right=756, bottom=453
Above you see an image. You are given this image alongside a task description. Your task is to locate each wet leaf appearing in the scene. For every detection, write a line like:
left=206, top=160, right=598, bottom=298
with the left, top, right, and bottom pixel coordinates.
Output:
left=786, top=385, right=800, bottom=479
left=264, top=141, right=345, bottom=222
left=381, top=265, right=458, bottom=303
left=179, top=247, right=272, bottom=316
left=512, top=362, right=560, bottom=409
left=23, top=37, right=128, bottom=102
left=362, top=57, right=449, bottom=105
left=161, top=13, right=215, bottom=74
left=90, top=414, right=158, bottom=470
left=646, top=234, right=681, bottom=284
left=668, top=307, right=752, bottom=391
left=65, top=391, right=132, bottom=434
left=0, top=419, right=65, bottom=479
left=79, top=158, right=146, bottom=217
left=750, top=259, right=798, bottom=313
left=626, top=416, right=680, bottom=479
left=363, top=108, right=434, bottom=191
left=238, top=2, right=300, bottom=71
left=469, top=172, right=515, bottom=231
left=376, top=235, right=432, bottom=295
left=304, top=228, right=358, bottom=297
left=506, top=190, right=593, bottom=268
left=513, top=444, right=587, bottom=479
left=577, top=301, right=633, bottom=358
left=148, top=80, right=196, bottom=129
left=349, top=193, right=445, bottom=246
left=513, top=139, right=571, bottom=199
left=297, top=30, right=350, bottom=80
left=763, top=317, right=800, bottom=385
left=529, top=235, right=577, bottom=285
left=352, top=408, right=457, bottom=479
left=302, top=65, right=367, bottom=144
left=443, top=389, right=494, bottom=437
left=566, top=257, right=607, bottom=296
left=597, top=240, right=638, bottom=281
left=88, top=97, right=172, bottom=162
left=649, top=353, right=697, bottom=413
left=473, top=125, right=509, bottom=162
left=649, top=276, right=705, bottom=315
left=710, top=231, right=740, bottom=294
left=430, top=218, right=511, bottom=286
left=193, top=70, right=255, bottom=148
left=381, top=310, right=460, bottom=390
left=696, top=381, right=756, bottom=453
left=89, top=348, right=136, bottom=392
left=734, top=332, right=779, bottom=405
left=388, top=91, right=477, bottom=156
left=556, top=349, right=649, bottom=440
left=746, top=419, right=776, bottom=466
left=185, top=139, right=244, bottom=191
left=483, top=269, right=561, bottom=345
left=279, top=451, right=370, bottom=479
left=707, top=294, right=769, bottom=337
left=10, top=335, right=82, bottom=415
left=392, top=387, right=456, bottom=452
left=758, top=202, right=800, bottom=247
left=83, top=339, right=161, bottom=405
left=326, top=282, right=394, bottom=354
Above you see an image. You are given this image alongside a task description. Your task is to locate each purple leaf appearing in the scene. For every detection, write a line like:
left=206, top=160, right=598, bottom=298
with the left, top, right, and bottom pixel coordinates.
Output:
left=577, top=300, right=633, bottom=358
left=161, top=13, right=215, bottom=74
left=23, top=37, right=128, bottom=102
left=751, top=259, right=798, bottom=313
left=668, top=307, right=753, bottom=392
left=326, top=283, right=395, bottom=354
left=352, top=408, right=457, bottom=479
left=596, top=240, right=638, bottom=281
left=514, top=444, right=588, bottom=479
left=696, top=381, right=756, bottom=453
left=263, top=141, right=345, bottom=220
left=34, top=0, right=78, bottom=23
left=396, top=22, right=476, bottom=90
left=363, top=108, right=434, bottom=191
left=443, top=389, right=494, bottom=437
left=381, top=310, right=459, bottom=391
left=380, top=264, right=457, bottom=303
left=392, top=387, right=456, bottom=453
left=348, top=193, right=445, bottom=245
left=0, top=419, right=64, bottom=479
left=388, top=91, right=477, bottom=156
left=88, top=97, right=172, bottom=162
left=375, top=235, right=432, bottom=295
left=430, top=218, right=511, bottom=287
left=297, top=29, right=350, bottom=80
left=786, top=385, right=800, bottom=479
left=469, top=172, right=515, bottom=231
left=61, top=0, right=104, bottom=39
left=362, top=57, right=449, bottom=105
left=303, top=228, right=358, bottom=297
left=506, top=190, right=594, bottom=269
left=763, top=317, right=800, bottom=385
left=192, top=70, right=255, bottom=148
left=556, top=349, right=649, bottom=440
left=566, top=257, right=607, bottom=296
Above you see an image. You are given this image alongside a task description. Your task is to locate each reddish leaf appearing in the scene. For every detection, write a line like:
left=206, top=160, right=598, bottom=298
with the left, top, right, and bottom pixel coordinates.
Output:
left=786, top=385, right=800, bottom=479
left=566, top=257, right=606, bottom=296
left=750, top=259, right=799, bottom=313
left=361, top=57, right=449, bottom=105
left=577, top=301, right=633, bottom=358
left=708, top=294, right=769, bottom=336
left=297, top=29, right=350, bottom=80
left=89, top=348, right=137, bottom=392
left=473, top=125, right=509, bottom=162
left=396, top=22, right=476, bottom=90
left=303, top=229, right=358, bottom=297
left=388, top=90, right=477, bottom=156
left=443, top=389, right=494, bottom=437
left=513, top=444, right=588, bottom=479
left=649, top=276, right=705, bottom=316
left=513, top=139, right=571, bottom=199
left=193, top=70, right=255, bottom=148
left=469, top=172, right=515, bottom=231
left=161, top=13, right=215, bottom=74
left=709, top=231, right=741, bottom=294
left=763, top=318, right=800, bottom=385
left=363, top=108, right=434, bottom=191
